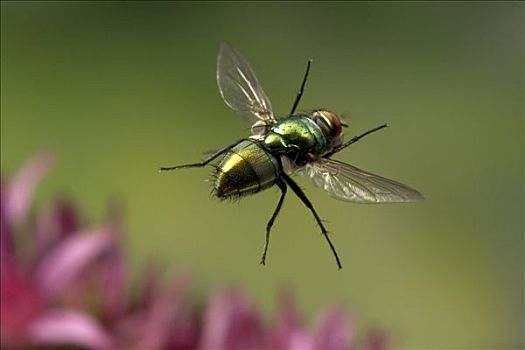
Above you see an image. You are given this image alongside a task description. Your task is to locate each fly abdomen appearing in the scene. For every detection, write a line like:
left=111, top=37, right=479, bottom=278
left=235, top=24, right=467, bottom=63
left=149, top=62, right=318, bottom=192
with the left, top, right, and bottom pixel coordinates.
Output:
left=214, top=140, right=280, bottom=199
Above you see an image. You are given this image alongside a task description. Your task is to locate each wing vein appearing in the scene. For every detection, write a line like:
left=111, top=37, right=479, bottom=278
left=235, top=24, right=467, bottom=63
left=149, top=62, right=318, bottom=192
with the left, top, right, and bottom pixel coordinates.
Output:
left=295, top=158, right=423, bottom=203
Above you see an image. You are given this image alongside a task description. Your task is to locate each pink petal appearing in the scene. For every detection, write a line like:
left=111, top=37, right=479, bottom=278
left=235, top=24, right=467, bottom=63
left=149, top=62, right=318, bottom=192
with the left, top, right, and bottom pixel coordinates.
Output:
left=1, top=180, right=15, bottom=275
left=0, top=268, right=43, bottom=347
left=27, top=309, right=113, bottom=350
left=199, top=290, right=263, bottom=350
left=0, top=220, right=15, bottom=278
left=288, top=331, right=315, bottom=350
left=35, top=229, right=115, bottom=298
left=132, top=263, right=163, bottom=309
left=266, top=290, right=301, bottom=349
left=277, top=290, right=299, bottom=328
left=136, top=278, right=186, bottom=349
left=314, top=309, right=353, bottom=350
left=100, top=246, right=126, bottom=319
left=164, top=307, right=201, bottom=350
left=35, top=200, right=81, bottom=254
left=4, top=151, right=54, bottom=225
left=122, top=272, right=198, bottom=349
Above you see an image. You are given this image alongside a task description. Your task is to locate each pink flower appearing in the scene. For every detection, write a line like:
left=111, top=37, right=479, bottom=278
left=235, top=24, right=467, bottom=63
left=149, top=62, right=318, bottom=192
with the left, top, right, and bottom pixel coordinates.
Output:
left=1, top=153, right=388, bottom=350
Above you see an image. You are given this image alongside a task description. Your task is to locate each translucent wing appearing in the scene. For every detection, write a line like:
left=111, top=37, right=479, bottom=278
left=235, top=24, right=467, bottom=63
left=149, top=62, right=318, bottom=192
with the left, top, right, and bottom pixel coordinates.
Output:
left=217, top=43, right=276, bottom=130
left=296, top=158, right=424, bottom=203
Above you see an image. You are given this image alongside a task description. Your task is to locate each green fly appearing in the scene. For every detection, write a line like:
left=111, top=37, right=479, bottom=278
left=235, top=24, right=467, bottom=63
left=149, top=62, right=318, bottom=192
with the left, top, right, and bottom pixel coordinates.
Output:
left=160, top=43, right=423, bottom=269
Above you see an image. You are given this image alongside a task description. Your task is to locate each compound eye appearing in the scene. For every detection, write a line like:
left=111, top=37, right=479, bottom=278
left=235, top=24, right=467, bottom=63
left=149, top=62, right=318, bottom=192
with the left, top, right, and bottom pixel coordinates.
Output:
left=318, top=110, right=343, bottom=137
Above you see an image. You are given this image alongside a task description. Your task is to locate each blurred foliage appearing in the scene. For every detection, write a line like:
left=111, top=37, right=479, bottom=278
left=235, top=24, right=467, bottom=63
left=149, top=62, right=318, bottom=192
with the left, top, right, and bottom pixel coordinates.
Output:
left=1, top=2, right=523, bottom=349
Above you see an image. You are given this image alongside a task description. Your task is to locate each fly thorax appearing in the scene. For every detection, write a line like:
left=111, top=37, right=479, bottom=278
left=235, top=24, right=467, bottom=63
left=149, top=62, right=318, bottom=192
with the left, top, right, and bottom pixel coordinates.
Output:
left=263, top=132, right=288, bottom=151
left=263, top=116, right=326, bottom=155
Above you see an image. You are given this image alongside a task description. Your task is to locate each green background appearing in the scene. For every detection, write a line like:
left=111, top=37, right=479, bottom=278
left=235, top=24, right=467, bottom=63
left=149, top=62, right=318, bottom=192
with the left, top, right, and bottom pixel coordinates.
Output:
left=2, top=2, right=523, bottom=349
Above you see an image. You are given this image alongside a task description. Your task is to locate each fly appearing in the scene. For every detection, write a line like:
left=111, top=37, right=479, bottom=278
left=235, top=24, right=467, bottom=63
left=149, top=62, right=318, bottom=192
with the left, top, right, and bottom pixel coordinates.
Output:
left=160, top=43, right=424, bottom=269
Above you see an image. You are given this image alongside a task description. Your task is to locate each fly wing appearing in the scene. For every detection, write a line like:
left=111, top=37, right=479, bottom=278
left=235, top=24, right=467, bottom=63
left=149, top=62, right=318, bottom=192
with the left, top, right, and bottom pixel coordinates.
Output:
left=295, top=158, right=424, bottom=203
left=217, top=43, right=276, bottom=132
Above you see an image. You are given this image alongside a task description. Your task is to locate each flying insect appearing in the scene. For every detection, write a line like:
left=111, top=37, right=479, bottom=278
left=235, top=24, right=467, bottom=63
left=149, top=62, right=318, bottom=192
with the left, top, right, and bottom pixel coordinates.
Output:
left=160, top=43, right=424, bottom=269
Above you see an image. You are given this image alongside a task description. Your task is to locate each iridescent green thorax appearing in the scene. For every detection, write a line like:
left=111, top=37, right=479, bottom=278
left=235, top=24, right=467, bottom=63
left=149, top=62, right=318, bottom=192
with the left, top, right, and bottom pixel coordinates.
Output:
left=263, top=115, right=326, bottom=155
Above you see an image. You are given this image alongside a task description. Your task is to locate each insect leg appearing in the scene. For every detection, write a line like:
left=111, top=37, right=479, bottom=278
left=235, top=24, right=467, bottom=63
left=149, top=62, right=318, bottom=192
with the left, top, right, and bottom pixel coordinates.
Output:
left=323, top=124, right=388, bottom=159
left=281, top=174, right=342, bottom=269
left=289, top=59, right=312, bottom=115
left=159, top=140, right=242, bottom=171
left=260, top=180, right=287, bottom=266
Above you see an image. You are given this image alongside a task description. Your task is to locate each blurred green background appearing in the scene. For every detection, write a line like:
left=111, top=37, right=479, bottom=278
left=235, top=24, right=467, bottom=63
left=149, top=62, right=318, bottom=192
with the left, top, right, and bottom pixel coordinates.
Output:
left=1, top=2, right=523, bottom=349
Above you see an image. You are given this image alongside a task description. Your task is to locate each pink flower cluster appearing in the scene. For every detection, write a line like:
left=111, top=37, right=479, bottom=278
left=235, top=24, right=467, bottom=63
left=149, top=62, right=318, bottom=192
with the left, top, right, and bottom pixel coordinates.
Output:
left=1, top=153, right=387, bottom=350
